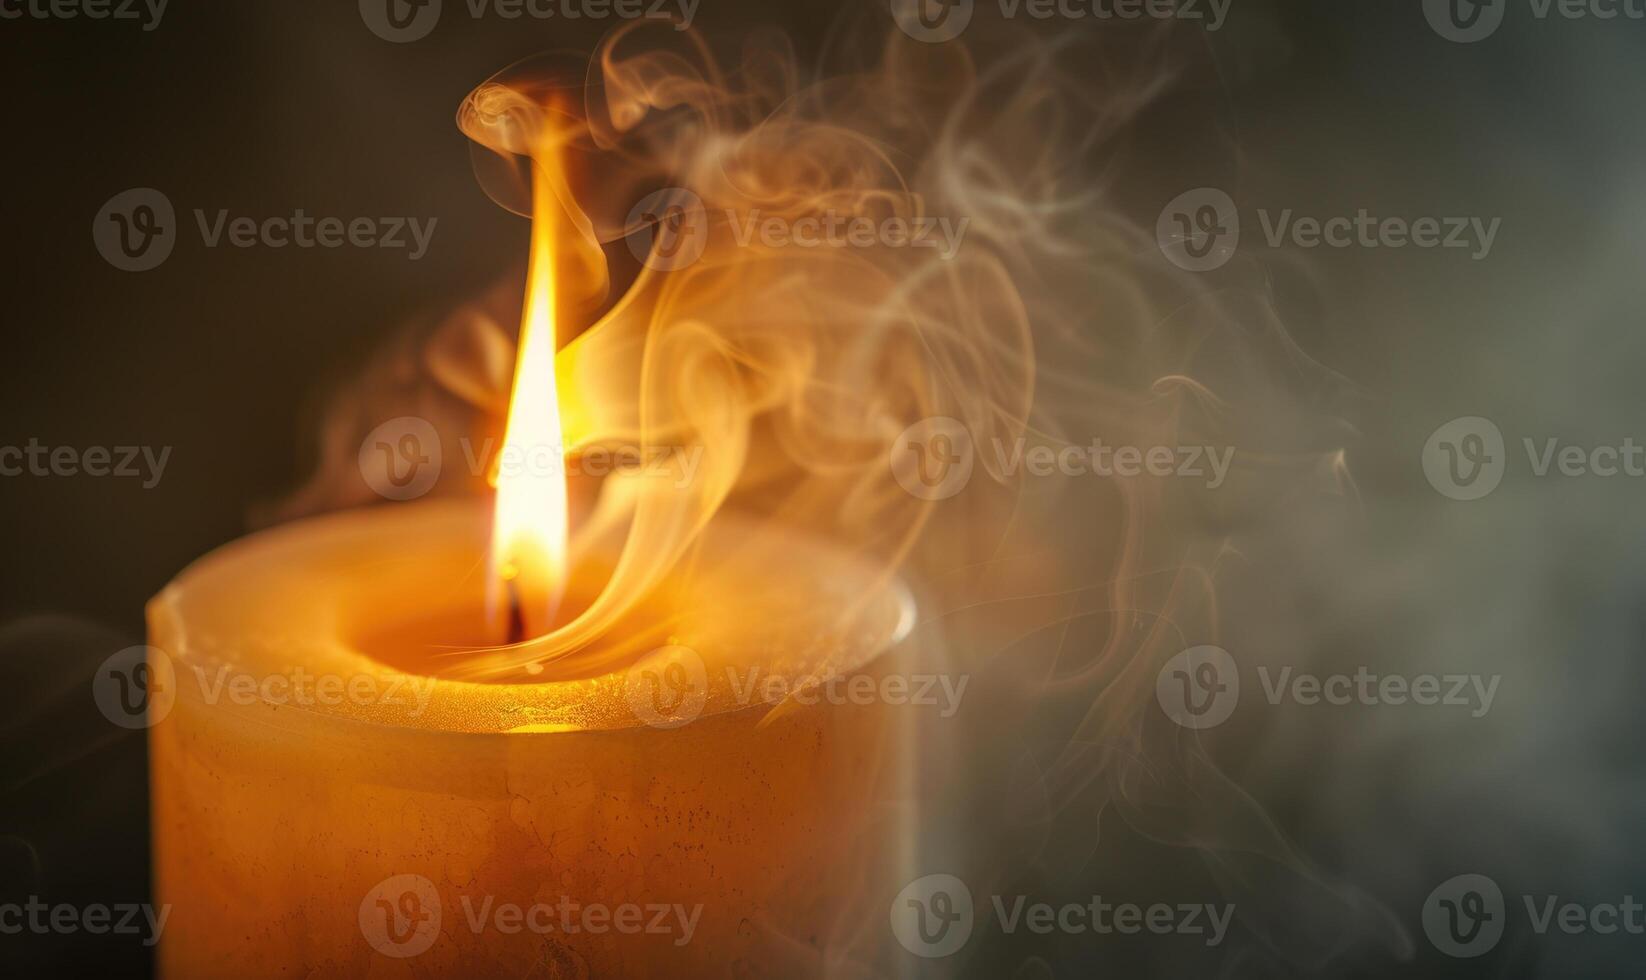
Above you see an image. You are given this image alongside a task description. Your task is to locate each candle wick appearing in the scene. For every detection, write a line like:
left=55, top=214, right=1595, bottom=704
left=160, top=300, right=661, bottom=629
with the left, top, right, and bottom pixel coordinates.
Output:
left=505, top=575, right=527, bottom=645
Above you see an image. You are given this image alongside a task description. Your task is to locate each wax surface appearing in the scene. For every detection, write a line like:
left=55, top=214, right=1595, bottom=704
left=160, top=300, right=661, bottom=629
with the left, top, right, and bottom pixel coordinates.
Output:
left=149, top=499, right=912, bottom=732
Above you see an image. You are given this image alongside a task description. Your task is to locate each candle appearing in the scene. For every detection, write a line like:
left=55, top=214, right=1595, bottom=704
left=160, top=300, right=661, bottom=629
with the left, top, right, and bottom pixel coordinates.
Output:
left=146, top=495, right=914, bottom=976
left=144, top=62, right=925, bottom=976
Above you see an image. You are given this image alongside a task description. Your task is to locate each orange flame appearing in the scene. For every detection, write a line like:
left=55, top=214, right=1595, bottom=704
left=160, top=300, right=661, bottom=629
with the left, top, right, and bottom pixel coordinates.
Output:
left=488, top=136, right=572, bottom=641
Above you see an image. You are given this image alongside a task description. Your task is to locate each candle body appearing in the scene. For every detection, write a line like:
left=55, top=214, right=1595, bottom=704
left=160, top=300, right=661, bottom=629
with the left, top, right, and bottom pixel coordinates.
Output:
left=147, top=500, right=914, bottom=977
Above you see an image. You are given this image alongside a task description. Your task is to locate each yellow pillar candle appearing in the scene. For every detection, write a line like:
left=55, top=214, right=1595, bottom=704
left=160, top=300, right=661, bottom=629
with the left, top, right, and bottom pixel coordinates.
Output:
left=147, top=497, right=914, bottom=977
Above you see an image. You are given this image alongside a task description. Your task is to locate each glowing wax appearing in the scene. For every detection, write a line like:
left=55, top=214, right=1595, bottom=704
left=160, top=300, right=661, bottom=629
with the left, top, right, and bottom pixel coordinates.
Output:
left=147, top=498, right=913, bottom=977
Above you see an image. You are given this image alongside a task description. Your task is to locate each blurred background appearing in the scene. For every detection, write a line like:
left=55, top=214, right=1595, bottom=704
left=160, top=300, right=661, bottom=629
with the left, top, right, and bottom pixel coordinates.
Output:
left=5, top=0, right=1645, bottom=976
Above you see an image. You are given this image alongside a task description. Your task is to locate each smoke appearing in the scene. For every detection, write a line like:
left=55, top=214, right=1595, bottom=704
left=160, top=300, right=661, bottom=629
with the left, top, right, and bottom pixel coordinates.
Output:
left=272, top=12, right=1408, bottom=974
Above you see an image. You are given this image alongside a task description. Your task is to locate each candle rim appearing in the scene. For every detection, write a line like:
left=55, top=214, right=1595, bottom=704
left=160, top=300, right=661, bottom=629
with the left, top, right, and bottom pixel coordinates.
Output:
left=147, top=497, right=918, bottom=736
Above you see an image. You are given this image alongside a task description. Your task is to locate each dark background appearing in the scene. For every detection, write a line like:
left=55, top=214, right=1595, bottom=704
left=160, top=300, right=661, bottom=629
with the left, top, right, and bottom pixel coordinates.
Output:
left=6, top=0, right=1646, bottom=976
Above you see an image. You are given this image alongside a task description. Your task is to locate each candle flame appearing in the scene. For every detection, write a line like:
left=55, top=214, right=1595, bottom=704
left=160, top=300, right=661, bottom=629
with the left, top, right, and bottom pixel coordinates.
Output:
left=489, top=139, right=572, bottom=640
